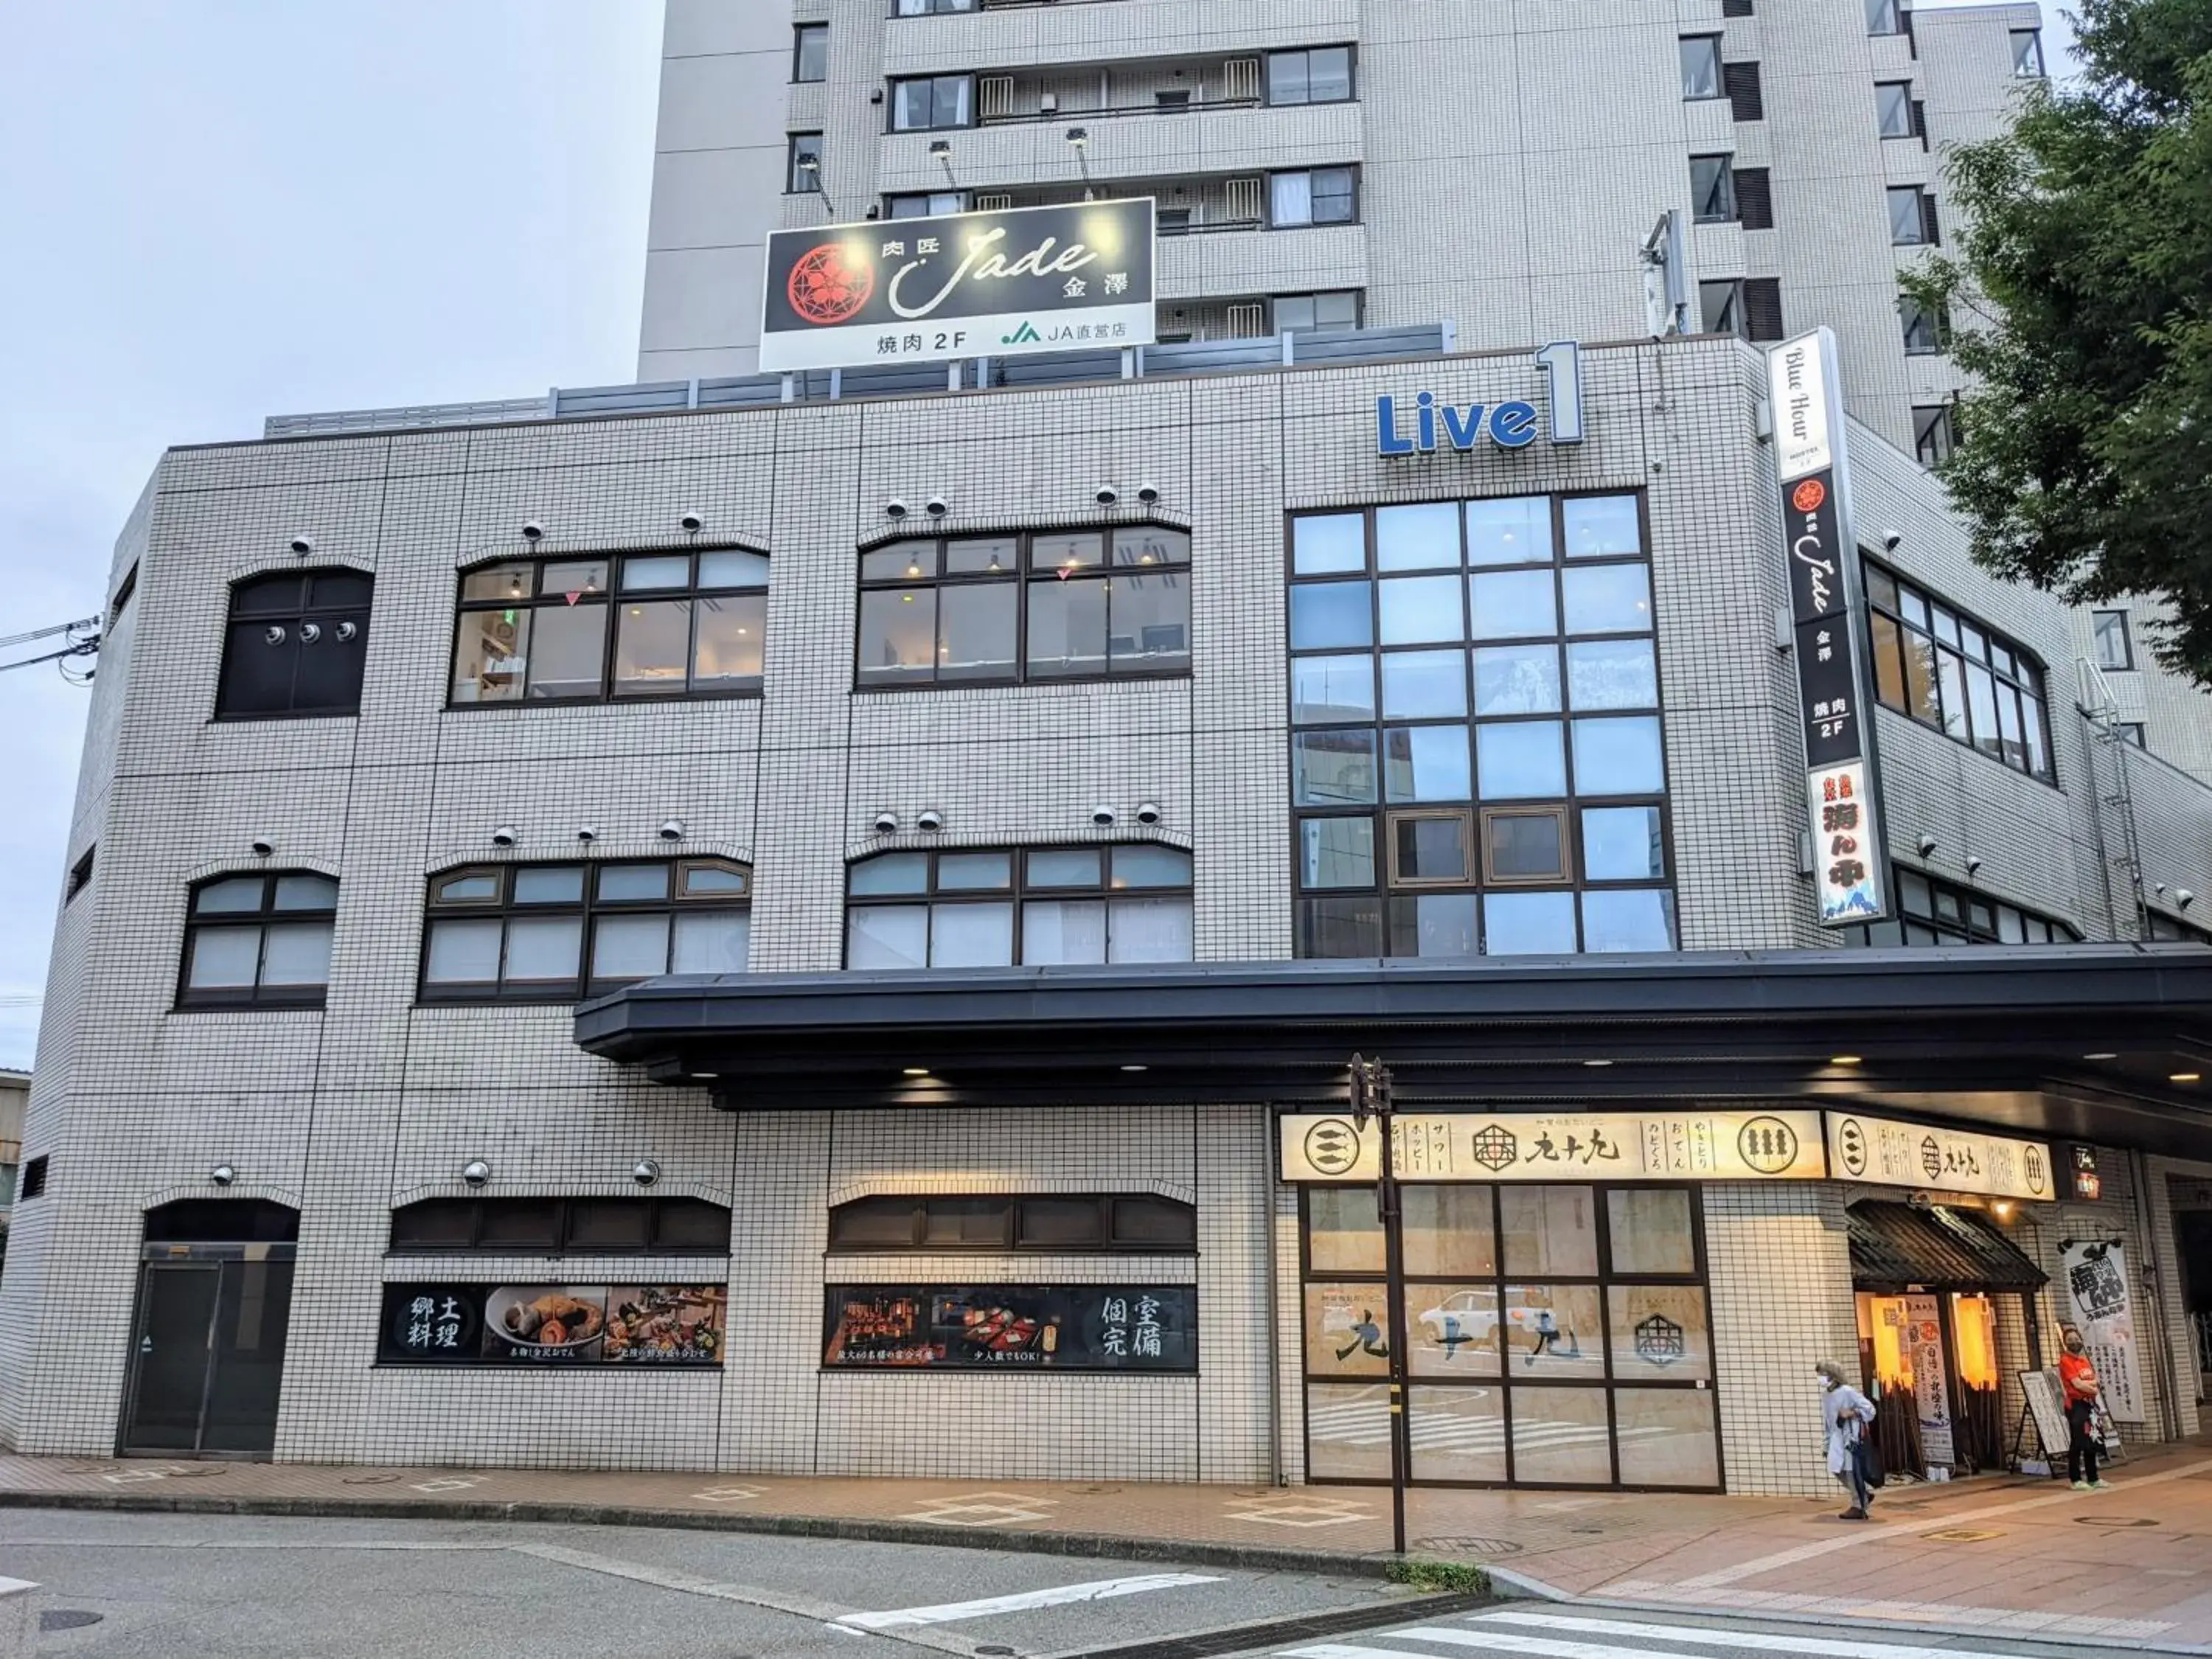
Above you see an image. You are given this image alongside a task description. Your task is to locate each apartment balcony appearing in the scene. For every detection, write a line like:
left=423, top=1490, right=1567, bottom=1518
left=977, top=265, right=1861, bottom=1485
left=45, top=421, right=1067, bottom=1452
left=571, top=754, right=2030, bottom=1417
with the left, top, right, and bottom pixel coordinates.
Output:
left=877, top=97, right=1362, bottom=195
left=883, top=0, right=1360, bottom=79
left=1155, top=221, right=1366, bottom=304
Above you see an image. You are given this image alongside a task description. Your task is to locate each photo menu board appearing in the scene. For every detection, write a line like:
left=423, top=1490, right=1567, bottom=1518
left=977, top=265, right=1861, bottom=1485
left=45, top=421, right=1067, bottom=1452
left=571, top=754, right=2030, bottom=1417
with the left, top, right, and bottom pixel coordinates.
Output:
left=822, top=1284, right=1197, bottom=1374
left=378, top=1283, right=726, bottom=1367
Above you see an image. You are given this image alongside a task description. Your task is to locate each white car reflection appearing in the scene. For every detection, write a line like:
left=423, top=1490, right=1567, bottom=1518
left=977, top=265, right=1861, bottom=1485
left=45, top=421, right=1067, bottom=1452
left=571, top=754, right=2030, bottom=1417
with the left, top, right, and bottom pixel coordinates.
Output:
left=1417, top=1293, right=1582, bottom=1365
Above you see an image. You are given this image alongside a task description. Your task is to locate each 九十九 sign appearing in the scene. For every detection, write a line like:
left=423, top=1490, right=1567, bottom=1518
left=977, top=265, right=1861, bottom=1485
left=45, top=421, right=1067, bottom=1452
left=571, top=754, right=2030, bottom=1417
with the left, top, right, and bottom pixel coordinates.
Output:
left=1826, top=1111, right=2053, bottom=1200
left=1278, top=1110, right=1826, bottom=1183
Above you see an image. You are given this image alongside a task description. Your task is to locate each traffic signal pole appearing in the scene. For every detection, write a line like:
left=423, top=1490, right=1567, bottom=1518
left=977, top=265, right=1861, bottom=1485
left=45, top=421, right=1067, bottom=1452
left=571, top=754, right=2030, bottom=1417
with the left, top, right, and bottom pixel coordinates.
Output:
left=1351, top=1052, right=1408, bottom=1557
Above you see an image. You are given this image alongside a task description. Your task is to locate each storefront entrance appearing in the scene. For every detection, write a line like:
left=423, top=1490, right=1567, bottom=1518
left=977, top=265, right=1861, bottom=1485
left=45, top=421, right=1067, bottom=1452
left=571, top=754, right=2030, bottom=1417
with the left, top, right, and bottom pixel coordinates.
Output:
left=119, top=1200, right=297, bottom=1458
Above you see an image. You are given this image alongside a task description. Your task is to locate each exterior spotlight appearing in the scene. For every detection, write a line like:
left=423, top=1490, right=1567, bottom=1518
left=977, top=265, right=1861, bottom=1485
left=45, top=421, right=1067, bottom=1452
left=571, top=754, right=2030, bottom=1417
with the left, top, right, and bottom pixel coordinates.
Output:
left=209, top=1164, right=237, bottom=1187
left=1965, top=855, right=1983, bottom=876
left=885, top=499, right=910, bottom=521
left=251, top=836, right=274, bottom=857
left=1882, top=531, right=1902, bottom=552
left=1916, top=833, right=1938, bottom=858
left=1095, top=484, right=1119, bottom=507
left=928, top=139, right=952, bottom=159
left=1065, top=127, right=1088, bottom=150
left=577, top=825, right=598, bottom=844
left=1135, top=801, right=1162, bottom=826
left=874, top=810, right=900, bottom=834
left=1091, top=804, right=1118, bottom=828
left=521, top=521, right=545, bottom=542
left=631, top=1159, right=662, bottom=1187
left=2181, top=889, right=2198, bottom=910
left=288, top=535, right=316, bottom=557
left=925, top=497, right=950, bottom=518
left=491, top=825, right=517, bottom=847
left=461, top=1160, right=492, bottom=1188
left=679, top=512, right=703, bottom=534
left=658, top=818, right=686, bottom=842
left=1135, top=484, right=1161, bottom=505
left=917, top=809, right=945, bottom=832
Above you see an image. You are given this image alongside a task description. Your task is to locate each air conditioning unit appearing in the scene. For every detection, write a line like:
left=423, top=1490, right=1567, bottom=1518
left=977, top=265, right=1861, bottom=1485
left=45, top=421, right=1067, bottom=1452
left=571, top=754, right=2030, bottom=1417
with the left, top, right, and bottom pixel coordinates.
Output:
left=975, top=192, right=1015, bottom=212
left=978, top=74, right=1015, bottom=119
left=1224, top=175, right=1264, bottom=223
left=1226, top=302, right=1268, bottom=338
left=1223, top=58, right=1261, bottom=102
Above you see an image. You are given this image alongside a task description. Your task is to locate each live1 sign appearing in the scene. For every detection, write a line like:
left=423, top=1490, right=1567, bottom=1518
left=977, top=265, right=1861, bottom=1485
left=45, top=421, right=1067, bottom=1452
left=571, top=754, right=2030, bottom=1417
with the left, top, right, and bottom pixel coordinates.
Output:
left=1376, top=341, right=1586, bottom=456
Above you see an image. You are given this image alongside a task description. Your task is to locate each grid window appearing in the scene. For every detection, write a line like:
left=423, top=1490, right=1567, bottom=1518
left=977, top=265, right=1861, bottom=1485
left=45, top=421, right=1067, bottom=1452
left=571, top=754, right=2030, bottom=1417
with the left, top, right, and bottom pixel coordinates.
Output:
left=888, top=191, right=965, bottom=218
left=787, top=133, right=823, bottom=193
left=1680, top=36, right=1722, bottom=100
left=1271, top=167, right=1357, bottom=226
left=846, top=845, right=1192, bottom=969
left=451, top=550, right=768, bottom=706
left=1267, top=47, right=1354, bottom=105
left=420, top=860, right=751, bottom=1004
left=855, top=527, right=1188, bottom=688
left=2093, top=610, right=2133, bottom=671
left=178, top=872, right=338, bottom=1009
left=2011, top=28, right=2045, bottom=77
left=1846, top=866, right=2080, bottom=948
left=1275, top=291, right=1361, bottom=333
left=1700, top=279, right=1784, bottom=343
left=1301, top=1183, right=1719, bottom=1489
left=828, top=1194, right=1196, bottom=1253
left=890, top=75, right=973, bottom=131
left=1689, top=156, right=1736, bottom=223
left=216, top=569, right=372, bottom=719
left=1876, top=82, right=1915, bottom=137
left=1913, top=405, right=1954, bottom=467
left=1289, top=497, right=1673, bottom=961
left=793, top=24, right=827, bottom=82
left=390, top=1197, right=731, bottom=1253
left=894, top=0, right=974, bottom=12
left=1864, top=561, right=2054, bottom=779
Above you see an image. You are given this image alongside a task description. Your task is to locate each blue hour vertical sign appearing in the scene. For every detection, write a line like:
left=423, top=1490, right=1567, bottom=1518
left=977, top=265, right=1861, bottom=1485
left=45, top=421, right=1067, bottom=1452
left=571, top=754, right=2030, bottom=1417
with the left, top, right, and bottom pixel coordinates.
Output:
left=1767, top=330, right=1888, bottom=925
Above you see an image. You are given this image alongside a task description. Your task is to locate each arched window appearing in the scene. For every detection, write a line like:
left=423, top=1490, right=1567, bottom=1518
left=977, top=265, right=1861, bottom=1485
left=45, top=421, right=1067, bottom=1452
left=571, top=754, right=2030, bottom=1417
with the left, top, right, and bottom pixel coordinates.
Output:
left=216, top=570, right=372, bottom=718
left=178, top=872, right=338, bottom=1008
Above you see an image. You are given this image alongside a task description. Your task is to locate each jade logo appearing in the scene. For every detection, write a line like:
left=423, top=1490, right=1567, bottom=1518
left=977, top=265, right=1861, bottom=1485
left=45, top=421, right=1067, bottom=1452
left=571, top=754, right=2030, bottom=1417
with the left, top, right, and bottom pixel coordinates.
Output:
left=1001, top=321, right=1042, bottom=345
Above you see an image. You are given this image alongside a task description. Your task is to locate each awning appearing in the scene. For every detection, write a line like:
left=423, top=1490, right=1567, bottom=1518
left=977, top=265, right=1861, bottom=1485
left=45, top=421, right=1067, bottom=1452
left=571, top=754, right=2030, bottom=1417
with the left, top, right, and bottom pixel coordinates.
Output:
left=1847, top=1200, right=2048, bottom=1292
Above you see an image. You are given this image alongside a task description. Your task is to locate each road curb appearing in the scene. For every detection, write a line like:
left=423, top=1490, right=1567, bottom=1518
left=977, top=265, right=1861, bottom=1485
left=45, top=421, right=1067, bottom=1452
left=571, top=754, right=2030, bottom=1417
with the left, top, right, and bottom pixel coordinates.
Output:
left=0, top=1487, right=1413, bottom=1579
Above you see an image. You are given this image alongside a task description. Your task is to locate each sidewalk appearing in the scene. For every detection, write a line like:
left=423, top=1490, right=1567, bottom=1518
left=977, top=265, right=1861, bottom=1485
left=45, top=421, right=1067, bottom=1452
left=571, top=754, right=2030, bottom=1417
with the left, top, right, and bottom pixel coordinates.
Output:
left=1, top=1442, right=2208, bottom=1651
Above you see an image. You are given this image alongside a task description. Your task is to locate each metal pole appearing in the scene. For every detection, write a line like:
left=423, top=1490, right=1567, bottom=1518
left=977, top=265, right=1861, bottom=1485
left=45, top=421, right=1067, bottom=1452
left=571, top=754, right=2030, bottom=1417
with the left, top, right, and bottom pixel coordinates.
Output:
left=1350, top=1053, right=1408, bottom=1556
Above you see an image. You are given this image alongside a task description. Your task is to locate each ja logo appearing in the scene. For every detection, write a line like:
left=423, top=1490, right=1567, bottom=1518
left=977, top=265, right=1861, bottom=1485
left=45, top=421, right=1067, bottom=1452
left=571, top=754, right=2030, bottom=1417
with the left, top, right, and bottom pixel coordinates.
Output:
left=1001, top=321, right=1042, bottom=346
left=1303, top=1119, right=1360, bottom=1178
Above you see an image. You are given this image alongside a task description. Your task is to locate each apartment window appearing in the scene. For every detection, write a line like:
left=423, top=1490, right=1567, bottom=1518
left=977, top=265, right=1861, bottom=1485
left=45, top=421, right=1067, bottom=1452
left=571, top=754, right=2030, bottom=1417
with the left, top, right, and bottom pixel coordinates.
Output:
left=1867, top=0, right=1907, bottom=35
left=1876, top=82, right=1916, bottom=136
left=787, top=133, right=823, bottom=193
left=1723, top=60, right=1764, bottom=122
left=179, top=872, right=338, bottom=1009
left=1287, top=495, right=1674, bottom=961
left=1734, top=168, right=1774, bottom=230
left=1689, top=156, right=1736, bottom=223
left=1276, top=292, right=1361, bottom=333
left=1888, top=186, right=1938, bottom=246
left=1680, top=36, right=1722, bottom=100
left=890, top=74, right=973, bottom=131
left=1271, top=167, right=1357, bottom=227
left=894, top=0, right=974, bottom=13
left=1913, top=405, right=1954, bottom=467
left=420, top=859, right=751, bottom=1004
left=2118, top=722, right=2147, bottom=748
left=829, top=1194, right=1197, bottom=1253
left=1900, top=293, right=1947, bottom=354
left=856, top=526, right=1189, bottom=688
left=1864, top=561, right=2055, bottom=779
left=66, top=846, right=94, bottom=902
left=215, top=569, right=372, bottom=720
left=451, top=549, right=768, bottom=706
left=2012, top=28, right=2046, bottom=77
left=887, top=191, right=965, bottom=218
left=392, top=1197, right=731, bottom=1253
left=793, top=24, right=827, bottom=82
left=1723, top=0, right=1755, bottom=15
left=1700, top=278, right=1784, bottom=342
left=1848, top=869, right=2079, bottom=947
left=846, top=845, right=1194, bottom=968
left=2146, top=910, right=2212, bottom=945
left=18, top=1158, right=46, bottom=1202
left=1267, top=47, right=1354, bottom=106
left=2093, top=610, right=2134, bottom=671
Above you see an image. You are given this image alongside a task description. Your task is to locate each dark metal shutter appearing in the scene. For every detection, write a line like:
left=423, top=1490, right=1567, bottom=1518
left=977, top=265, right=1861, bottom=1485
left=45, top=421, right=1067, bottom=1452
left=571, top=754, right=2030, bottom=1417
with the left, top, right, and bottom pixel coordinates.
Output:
left=1724, top=60, right=1764, bottom=121
left=1735, top=168, right=1774, bottom=230
left=1744, top=278, right=1785, bottom=342
left=1723, top=0, right=1754, bottom=13
left=1919, top=192, right=1942, bottom=245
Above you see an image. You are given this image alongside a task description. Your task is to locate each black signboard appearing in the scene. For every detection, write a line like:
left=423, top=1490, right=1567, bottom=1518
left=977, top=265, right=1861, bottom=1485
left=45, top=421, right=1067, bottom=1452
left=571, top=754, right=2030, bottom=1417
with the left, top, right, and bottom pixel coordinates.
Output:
left=822, top=1284, right=1197, bottom=1374
left=378, top=1283, right=726, bottom=1368
left=760, top=199, right=1156, bottom=373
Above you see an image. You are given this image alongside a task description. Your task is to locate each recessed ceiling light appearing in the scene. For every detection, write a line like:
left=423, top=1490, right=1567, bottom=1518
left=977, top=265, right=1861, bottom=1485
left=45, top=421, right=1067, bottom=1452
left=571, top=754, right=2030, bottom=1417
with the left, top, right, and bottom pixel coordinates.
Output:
left=1120, top=1064, right=1149, bottom=1073
left=2083, top=1052, right=2118, bottom=1061
left=1831, top=1054, right=1864, bottom=1065
left=1583, top=1059, right=1613, bottom=1068
left=2171, top=1071, right=2201, bottom=1084
left=902, top=1067, right=931, bottom=1077
left=689, top=1073, right=715, bottom=1081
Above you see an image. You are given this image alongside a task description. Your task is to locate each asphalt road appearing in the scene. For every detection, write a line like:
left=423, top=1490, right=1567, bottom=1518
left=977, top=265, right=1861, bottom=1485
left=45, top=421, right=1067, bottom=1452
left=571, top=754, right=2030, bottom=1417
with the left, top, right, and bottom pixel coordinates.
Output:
left=0, top=1509, right=1412, bottom=1658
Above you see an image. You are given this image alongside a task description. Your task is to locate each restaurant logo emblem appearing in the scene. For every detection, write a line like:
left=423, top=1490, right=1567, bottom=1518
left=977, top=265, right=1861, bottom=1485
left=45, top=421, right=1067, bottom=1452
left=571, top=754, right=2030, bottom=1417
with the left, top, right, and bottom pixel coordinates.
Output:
left=1303, top=1119, right=1360, bottom=1177
left=2024, top=1144, right=2049, bottom=1195
left=1919, top=1134, right=1944, bottom=1181
left=1469, top=1123, right=1520, bottom=1172
left=1635, top=1314, right=1686, bottom=1367
left=1835, top=1116, right=1870, bottom=1178
left=1791, top=476, right=1826, bottom=514
left=786, top=243, right=876, bottom=327
left=1737, top=1116, right=1799, bottom=1174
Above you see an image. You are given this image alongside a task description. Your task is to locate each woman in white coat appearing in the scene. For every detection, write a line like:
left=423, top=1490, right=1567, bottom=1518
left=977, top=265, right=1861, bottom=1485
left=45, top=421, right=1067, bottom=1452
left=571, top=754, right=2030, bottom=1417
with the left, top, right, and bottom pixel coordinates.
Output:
left=1817, top=1360, right=1877, bottom=1520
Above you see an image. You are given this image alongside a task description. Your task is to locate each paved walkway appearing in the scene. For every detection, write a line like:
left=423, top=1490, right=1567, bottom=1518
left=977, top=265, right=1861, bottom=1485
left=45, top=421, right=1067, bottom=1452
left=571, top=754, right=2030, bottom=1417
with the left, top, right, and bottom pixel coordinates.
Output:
left=1, top=1443, right=2208, bottom=1651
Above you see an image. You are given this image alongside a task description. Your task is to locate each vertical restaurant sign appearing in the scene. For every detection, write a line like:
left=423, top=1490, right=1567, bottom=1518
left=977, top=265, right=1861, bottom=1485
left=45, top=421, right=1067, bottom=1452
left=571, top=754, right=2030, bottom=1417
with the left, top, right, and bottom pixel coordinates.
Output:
left=1901, top=1293, right=1956, bottom=1467
left=2061, top=1242, right=2146, bottom=1423
left=759, top=198, right=1156, bottom=373
left=1768, top=330, right=1887, bottom=925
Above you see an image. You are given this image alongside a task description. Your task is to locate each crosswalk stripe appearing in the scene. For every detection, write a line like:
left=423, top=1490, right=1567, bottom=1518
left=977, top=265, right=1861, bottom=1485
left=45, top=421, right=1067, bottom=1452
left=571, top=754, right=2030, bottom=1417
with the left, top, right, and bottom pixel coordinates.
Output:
left=1475, top=1610, right=2020, bottom=1659
left=1279, top=1646, right=1431, bottom=1658
left=832, top=1571, right=1218, bottom=1630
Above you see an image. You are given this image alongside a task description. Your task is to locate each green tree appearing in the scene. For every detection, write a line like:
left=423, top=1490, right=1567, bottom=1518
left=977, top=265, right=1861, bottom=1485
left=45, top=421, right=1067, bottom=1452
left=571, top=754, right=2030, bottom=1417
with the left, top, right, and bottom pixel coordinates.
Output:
left=1912, top=0, right=2212, bottom=681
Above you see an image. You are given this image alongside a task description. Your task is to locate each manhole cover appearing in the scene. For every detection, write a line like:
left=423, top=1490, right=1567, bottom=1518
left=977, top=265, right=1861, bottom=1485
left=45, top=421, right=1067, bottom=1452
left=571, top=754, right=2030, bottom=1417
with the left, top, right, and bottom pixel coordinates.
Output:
left=1413, top=1536, right=1523, bottom=1557
left=343, top=1474, right=403, bottom=1486
left=2077, top=1515, right=2158, bottom=1528
left=41, top=1611, right=103, bottom=1632
left=1924, top=1528, right=2005, bottom=1542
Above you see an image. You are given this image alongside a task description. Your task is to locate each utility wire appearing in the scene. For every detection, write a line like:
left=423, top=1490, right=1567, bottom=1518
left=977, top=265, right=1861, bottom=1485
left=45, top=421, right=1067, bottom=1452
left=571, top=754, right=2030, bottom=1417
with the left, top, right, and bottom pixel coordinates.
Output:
left=0, top=640, right=97, bottom=675
left=0, top=616, right=98, bottom=651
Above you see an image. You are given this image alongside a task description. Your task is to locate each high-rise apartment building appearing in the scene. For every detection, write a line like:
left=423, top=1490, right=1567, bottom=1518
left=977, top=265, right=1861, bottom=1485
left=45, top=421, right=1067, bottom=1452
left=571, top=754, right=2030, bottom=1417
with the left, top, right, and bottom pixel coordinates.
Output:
left=639, top=0, right=2047, bottom=452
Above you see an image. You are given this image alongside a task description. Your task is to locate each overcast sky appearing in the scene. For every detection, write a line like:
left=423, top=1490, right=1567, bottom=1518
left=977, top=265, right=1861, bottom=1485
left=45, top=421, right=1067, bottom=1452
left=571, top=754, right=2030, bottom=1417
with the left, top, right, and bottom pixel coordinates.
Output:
left=0, top=1, right=2076, bottom=1070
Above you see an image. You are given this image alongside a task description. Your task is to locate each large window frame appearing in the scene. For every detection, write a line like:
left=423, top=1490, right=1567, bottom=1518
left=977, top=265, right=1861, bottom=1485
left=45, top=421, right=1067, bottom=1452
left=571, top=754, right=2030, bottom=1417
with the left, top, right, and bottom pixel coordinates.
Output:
left=215, top=569, right=373, bottom=721
left=2092, top=610, right=2134, bottom=672
left=1846, top=866, right=2081, bottom=947
left=390, top=1195, right=733, bottom=1254
left=1270, top=167, right=1357, bottom=228
left=793, top=23, right=828, bottom=83
left=419, top=858, right=752, bottom=1005
left=1265, top=46, right=1356, bottom=106
left=888, top=74, right=973, bottom=131
left=1863, top=560, right=2055, bottom=782
left=845, top=844, right=1194, bottom=970
left=1287, top=494, right=1676, bottom=961
left=178, top=872, right=339, bottom=1010
left=854, top=526, right=1189, bottom=689
left=450, top=549, right=768, bottom=707
left=828, top=1194, right=1197, bottom=1253
left=1300, top=1181, right=1722, bottom=1491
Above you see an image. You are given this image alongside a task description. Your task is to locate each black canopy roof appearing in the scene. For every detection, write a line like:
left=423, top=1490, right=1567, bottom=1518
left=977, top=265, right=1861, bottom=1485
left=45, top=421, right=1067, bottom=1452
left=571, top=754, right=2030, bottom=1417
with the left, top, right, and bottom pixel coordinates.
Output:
left=1848, top=1201, right=2047, bottom=1292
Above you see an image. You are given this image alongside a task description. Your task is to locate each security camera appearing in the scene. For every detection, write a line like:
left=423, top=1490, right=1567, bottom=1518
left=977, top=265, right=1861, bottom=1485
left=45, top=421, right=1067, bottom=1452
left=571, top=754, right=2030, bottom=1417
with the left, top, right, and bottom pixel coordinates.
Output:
left=1135, top=484, right=1161, bottom=506
left=1095, top=484, right=1119, bottom=507
left=576, top=825, right=598, bottom=844
left=885, top=499, right=910, bottom=521
left=874, top=810, right=900, bottom=835
left=491, top=825, right=517, bottom=847
left=460, top=1160, right=492, bottom=1189
left=658, top=818, right=686, bottom=842
left=631, top=1158, right=662, bottom=1188
left=1135, top=801, right=1162, bottom=826
left=521, top=521, right=545, bottom=542
left=678, top=511, right=703, bottom=534
left=1882, top=531, right=1902, bottom=552
left=209, top=1164, right=237, bottom=1187
left=250, top=836, right=274, bottom=858
left=1091, top=804, right=1118, bottom=828
left=2181, top=889, right=2198, bottom=911
left=1916, top=833, right=1938, bottom=858
left=288, top=535, right=316, bottom=557
left=925, top=497, right=950, bottom=519
left=1965, top=855, right=1983, bottom=876
left=917, top=809, right=945, bottom=832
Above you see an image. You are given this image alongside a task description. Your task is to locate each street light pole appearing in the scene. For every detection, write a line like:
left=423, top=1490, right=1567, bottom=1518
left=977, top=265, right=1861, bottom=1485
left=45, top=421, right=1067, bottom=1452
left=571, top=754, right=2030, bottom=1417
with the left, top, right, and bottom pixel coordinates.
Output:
left=1350, top=1051, right=1407, bottom=1557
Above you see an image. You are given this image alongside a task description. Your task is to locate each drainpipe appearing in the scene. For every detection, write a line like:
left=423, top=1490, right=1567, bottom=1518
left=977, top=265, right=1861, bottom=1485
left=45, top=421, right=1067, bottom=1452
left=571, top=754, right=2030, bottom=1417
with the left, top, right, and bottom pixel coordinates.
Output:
left=1263, top=1102, right=1283, bottom=1486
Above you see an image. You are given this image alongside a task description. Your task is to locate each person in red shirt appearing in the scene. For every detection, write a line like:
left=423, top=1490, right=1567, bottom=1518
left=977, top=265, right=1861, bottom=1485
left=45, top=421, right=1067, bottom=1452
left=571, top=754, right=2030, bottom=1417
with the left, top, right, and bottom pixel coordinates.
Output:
left=2058, top=1324, right=2112, bottom=1491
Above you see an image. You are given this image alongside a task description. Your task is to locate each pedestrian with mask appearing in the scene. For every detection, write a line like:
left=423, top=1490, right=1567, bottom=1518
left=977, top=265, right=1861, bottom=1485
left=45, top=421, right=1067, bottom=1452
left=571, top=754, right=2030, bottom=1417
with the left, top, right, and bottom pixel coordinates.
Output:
left=1817, top=1360, right=1877, bottom=1520
left=2058, top=1324, right=2112, bottom=1492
